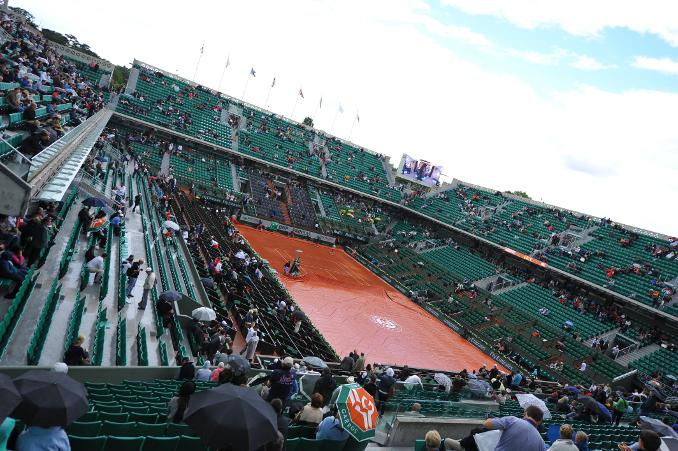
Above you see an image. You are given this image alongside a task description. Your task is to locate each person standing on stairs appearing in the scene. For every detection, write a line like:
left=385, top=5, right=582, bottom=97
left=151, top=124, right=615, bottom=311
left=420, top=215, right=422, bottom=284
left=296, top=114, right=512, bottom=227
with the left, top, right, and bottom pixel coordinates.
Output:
left=126, top=258, right=144, bottom=298
left=132, top=193, right=142, bottom=213
left=138, top=267, right=156, bottom=310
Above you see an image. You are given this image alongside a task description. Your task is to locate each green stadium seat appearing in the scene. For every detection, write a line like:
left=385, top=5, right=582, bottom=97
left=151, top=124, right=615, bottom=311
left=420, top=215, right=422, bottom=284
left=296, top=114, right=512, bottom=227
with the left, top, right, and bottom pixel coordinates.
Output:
left=69, top=435, right=107, bottom=451
left=134, top=422, right=166, bottom=437
left=78, top=412, right=99, bottom=422
left=101, top=420, right=136, bottom=436
left=286, top=438, right=301, bottom=451
left=128, top=412, right=158, bottom=424
left=414, top=439, right=426, bottom=451
left=103, top=436, right=145, bottom=451
left=342, top=438, right=369, bottom=451
left=67, top=421, right=102, bottom=437
left=177, top=435, right=208, bottom=451
left=141, top=436, right=179, bottom=451
left=298, top=437, right=323, bottom=451
left=96, top=404, right=123, bottom=413
left=97, top=412, right=129, bottom=423
left=165, top=423, right=193, bottom=437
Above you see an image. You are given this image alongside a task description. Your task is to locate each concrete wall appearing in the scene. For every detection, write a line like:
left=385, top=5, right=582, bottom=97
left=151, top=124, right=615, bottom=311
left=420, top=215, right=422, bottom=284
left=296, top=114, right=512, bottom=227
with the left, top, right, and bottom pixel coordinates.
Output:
left=386, top=417, right=486, bottom=447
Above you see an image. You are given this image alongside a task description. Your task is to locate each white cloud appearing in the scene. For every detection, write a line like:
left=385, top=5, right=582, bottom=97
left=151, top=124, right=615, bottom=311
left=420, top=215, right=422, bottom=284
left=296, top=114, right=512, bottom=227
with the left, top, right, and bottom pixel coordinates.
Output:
left=570, top=55, right=615, bottom=71
left=441, top=0, right=678, bottom=46
left=632, top=56, right=678, bottom=75
left=508, top=48, right=568, bottom=65
left=14, top=0, right=678, bottom=235
left=416, top=16, right=494, bottom=48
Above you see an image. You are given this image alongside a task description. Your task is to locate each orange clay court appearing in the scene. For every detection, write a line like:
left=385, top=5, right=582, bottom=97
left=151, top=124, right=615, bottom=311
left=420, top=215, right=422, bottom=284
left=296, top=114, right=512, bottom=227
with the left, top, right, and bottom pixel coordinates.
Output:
left=238, top=225, right=503, bottom=372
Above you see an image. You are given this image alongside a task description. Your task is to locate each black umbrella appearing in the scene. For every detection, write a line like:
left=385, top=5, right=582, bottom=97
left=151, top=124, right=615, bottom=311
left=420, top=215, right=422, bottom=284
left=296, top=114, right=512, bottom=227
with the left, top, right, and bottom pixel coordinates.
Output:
left=0, top=373, right=21, bottom=423
left=82, top=197, right=107, bottom=208
left=225, top=354, right=251, bottom=377
left=292, top=309, right=306, bottom=321
left=184, top=384, right=278, bottom=450
left=200, top=277, right=215, bottom=289
left=13, top=370, right=88, bottom=427
left=159, top=290, right=182, bottom=303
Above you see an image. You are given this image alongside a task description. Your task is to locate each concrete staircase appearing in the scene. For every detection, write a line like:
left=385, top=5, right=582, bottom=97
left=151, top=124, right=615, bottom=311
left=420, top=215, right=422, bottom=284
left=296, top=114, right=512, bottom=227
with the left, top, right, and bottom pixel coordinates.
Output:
left=615, top=343, right=661, bottom=367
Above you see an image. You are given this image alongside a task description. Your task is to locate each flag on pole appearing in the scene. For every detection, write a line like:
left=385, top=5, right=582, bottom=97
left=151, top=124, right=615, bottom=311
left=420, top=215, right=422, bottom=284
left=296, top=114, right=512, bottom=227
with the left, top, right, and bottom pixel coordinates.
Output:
left=338, top=104, right=344, bottom=114
left=319, top=97, right=323, bottom=109
left=356, top=112, right=360, bottom=122
left=271, top=77, right=276, bottom=87
left=299, top=89, right=304, bottom=98
left=200, top=44, right=204, bottom=54
left=250, top=67, right=256, bottom=77
left=225, top=55, right=230, bottom=69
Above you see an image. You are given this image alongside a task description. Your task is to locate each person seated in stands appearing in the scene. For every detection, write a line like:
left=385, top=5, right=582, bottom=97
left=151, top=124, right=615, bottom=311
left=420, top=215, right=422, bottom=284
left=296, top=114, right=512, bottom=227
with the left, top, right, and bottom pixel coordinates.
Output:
left=539, top=307, right=550, bottom=316
left=619, top=430, right=661, bottom=451
left=21, top=101, right=40, bottom=131
left=6, top=87, right=24, bottom=112
left=46, top=115, right=65, bottom=139
left=549, top=424, right=579, bottom=451
left=316, top=405, right=350, bottom=442
left=64, top=335, right=91, bottom=366
left=294, top=393, right=324, bottom=425
left=0, top=249, right=28, bottom=298
left=19, top=129, right=52, bottom=157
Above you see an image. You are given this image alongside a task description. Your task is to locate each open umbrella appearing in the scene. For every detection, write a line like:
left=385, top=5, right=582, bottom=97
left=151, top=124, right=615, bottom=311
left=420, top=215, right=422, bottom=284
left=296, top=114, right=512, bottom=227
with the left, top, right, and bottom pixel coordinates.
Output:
left=434, top=373, right=452, bottom=389
left=292, top=310, right=306, bottom=321
left=159, top=290, right=182, bottom=303
left=88, top=217, right=109, bottom=232
left=163, top=220, right=180, bottom=231
left=82, top=197, right=107, bottom=208
left=579, top=396, right=611, bottom=423
left=13, top=370, right=88, bottom=427
left=515, top=393, right=552, bottom=419
left=200, top=277, right=215, bottom=289
left=0, top=373, right=21, bottom=423
left=303, top=356, right=328, bottom=369
left=224, top=354, right=251, bottom=377
left=184, top=384, right=278, bottom=451
left=191, top=307, right=216, bottom=322
left=638, top=416, right=678, bottom=439
left=335, top=383, right=378, bottom=442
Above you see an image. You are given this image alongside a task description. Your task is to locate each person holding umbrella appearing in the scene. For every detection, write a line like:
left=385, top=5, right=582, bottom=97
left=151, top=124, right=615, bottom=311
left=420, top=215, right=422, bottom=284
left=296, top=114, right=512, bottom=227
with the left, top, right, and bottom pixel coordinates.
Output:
left=13, top=370, right=89, bottom=451
left=167, top=381, right=196, bottom=423
left=0, top=374, right=21, bottom=451
left=183, top=382, right=281, bottom=450
left=316, top=405, right=350, bottom=442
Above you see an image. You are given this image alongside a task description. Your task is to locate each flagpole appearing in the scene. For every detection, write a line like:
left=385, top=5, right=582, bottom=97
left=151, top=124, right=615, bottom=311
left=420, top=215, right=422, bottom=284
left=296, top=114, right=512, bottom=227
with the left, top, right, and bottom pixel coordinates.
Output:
left=348, top=113, right=358, bottom=140
left=330, top=109, right=339, bottom=133
left=264, top=83, right=274, bottom=107
left=192, top=45, right=204, bottom=82
left=313, top=99, right=320, bottom=121
left=242, top=76, right=251, bottom=100
left=217, top=56, right=230, bottom=92
left=290, top=95, right=300, bottom=118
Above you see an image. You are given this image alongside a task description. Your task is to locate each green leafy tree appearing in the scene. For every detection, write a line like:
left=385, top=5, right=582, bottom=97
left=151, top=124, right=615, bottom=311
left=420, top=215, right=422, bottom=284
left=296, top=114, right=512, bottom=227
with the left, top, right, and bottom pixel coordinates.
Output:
left=508, top=190, right=531, bottom=199
left=111, top=65, right=131, bottom=91
left=9, top=7, right=37, bottom=27
left=302, top=117, right=314, bottom=128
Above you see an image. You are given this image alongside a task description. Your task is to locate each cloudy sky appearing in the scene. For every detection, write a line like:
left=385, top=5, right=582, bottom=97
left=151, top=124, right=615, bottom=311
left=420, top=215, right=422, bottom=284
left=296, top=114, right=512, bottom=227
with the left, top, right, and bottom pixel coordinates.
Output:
left=16, top=0, right=678, bottom=235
